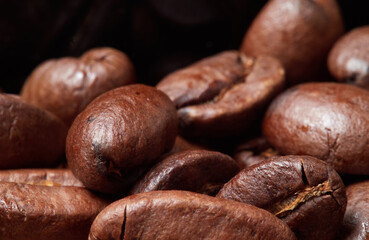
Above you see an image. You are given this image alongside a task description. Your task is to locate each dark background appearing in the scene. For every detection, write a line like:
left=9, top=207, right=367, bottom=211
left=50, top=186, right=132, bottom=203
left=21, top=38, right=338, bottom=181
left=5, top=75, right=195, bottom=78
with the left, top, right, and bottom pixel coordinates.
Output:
left=0, top=0, right=368, bottom=93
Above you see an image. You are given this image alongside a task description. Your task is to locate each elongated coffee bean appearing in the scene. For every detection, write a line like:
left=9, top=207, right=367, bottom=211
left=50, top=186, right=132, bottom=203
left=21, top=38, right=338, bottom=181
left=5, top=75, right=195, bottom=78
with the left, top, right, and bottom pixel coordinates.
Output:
left=217, top=155, right=347, bottom=240
left=66, top=84, right=178, bottom=193
left=89, top=190, right=297, bottom=240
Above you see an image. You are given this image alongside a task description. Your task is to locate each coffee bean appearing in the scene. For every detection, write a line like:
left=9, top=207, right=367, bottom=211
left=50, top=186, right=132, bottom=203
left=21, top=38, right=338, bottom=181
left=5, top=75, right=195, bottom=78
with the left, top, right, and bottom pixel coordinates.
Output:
left=336, top=180, right=369, bottom=239
left=130, top=150, right=240, bottom=196
left=328, top=25, right=369, bottom=90
left=89, top=190, right=297, bottom=240
left=262, top=82, right=369, bottom=174
left=66, top=84, right=178, bottom=194
left=217, top=155, right=347, bottom=240
left=157, top=50, right=284, bottom=142
left=21, top=47, right=136, bottom=126
left=0, top=93, right=67, bottom=169
left=0, top=182, right=110, bottom=240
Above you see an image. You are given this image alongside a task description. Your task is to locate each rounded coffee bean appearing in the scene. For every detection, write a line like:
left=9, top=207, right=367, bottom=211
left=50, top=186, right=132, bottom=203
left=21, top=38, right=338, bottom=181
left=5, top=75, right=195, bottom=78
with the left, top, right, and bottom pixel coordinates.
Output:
left=0, top=169, right=84, bottom=187
left=21, top=47, right=136, bottom=126
left=217, top=155, right=347, bottom=240
left=263, top=82, right=369, bottom=174
left=328, top=25, right=369, bottom=89
left=89, top=190, right=297, bottom=240
left=66, top=84, right=178, bottom=194
left=0, top=93, right=67, bottom=169
left=130, top=150, right=240, bottom=196
left=337, top=180, right=369, bottom=239
left=240, top=0, right=344, bottom=85
left=0, top=182, right=110, bottom=240
left=157, top=50, right=284, bottom=141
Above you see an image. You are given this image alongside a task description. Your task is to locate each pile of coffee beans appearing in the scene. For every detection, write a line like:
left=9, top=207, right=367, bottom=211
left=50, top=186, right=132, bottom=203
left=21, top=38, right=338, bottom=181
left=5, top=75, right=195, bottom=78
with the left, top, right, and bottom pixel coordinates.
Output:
left=0, top=0, right=369, bottom=239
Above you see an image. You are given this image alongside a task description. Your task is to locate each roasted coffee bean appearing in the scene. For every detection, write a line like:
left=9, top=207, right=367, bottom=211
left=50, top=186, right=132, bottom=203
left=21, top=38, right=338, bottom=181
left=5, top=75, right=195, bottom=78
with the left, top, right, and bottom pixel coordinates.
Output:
left=157, top=50, right=284, bottom=141
left=21, top=47, right=136, bottom=126
left=0, top=182, right=110, bottom=240
left=89, top=190, right=297, bottom=240
left=66, top=84, right=178, bottom=194
left=240, top=0, right=344, bottom=85
left=337, top=180, right=369, bottom=239
left=263, top=82, right=369, bottom=174
left=0, top=169, right=84, bottom=187
left=130, top=150, right=240, bottom=196
left=233, top=136, right=279, bottom=169
left=328, top=25, right=369, bottom=89
left=217, top=155, right=347, bottom=240
left=0, top=93, right=67, bottom=169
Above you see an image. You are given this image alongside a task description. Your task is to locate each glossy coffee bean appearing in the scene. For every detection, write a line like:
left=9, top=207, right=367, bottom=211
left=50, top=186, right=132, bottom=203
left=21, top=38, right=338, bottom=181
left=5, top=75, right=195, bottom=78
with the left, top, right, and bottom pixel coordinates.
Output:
left=217, top=155, right=347, bottom=240
left=21, top=47, right=136, bottom=126
left=263, top=82, right=369, bottom=174
left=241, top=0, right=344, bottom=85
left=0, top=93, right=67, bottom=169
left=130, top=150, right=240, bottom=196
left=89, top=190, right=297, bottom=240
left=157, top=50, right=284, bottom=141
left=0, top=182, right=109, bottom=240
left=66, top=84, right=178, bottom=194
left=328, top=25, right=369, bottom=89
left=337, top=180, right=369, bottom=239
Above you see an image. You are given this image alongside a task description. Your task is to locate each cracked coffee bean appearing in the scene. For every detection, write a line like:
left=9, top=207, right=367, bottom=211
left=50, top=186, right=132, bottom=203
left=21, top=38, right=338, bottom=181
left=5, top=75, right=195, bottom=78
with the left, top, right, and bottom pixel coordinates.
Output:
left=0, top=169, right=84, bottom=187
left=217, top=155, right=347, bottom=240
left=130, top=150, right=240, bottom=196
left=0, top=180, right=110, bottom=240
left=89, top=190, right=297, bottom=240
left=0, top=93, right=67, bottom=169
left=66, top=84, right=178, bottom=194
left=337, top=180, right=369, bottom=239
left=240, top=0, right=344, bottom=85
left=263, top=82, right=369, bottom=174
left=328, top=25, right=369, bottom=90
left=156, top=50, right=285, bottom=142
left=21, top=47, right=136, bottom=126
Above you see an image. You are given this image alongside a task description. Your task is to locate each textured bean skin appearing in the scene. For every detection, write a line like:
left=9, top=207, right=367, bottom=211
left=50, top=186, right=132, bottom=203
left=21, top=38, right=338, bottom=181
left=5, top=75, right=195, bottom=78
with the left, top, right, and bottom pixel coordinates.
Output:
left=263, top=82, right=369, bottom=174
left=328, top=26, right=369, bottom=90
left=66, top=84, right=178, bottom=193
left=0, top=182, right=109, bottom=240
left=157, top=50, right=284, bottom=141
left=337, top=180, right=369, bottom=240
left=130, top=150, right=240, bottom=195
left=0, top=169, right=84, bottom=187
left=240, top=0, right=344, bottom=85
left=217, top=155, right=347, bottom=240
left=89, top=190, right=297, bottom=240
left=0, top=94, right=67, bottom=169
left=21, top=47, right=136, bottom=125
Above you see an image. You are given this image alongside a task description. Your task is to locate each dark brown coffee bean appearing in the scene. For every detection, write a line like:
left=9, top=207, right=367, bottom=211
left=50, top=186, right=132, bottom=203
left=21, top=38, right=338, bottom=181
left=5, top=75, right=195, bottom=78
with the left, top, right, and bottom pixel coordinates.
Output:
left=240, top=0, right=344, bottom=85
left=157, top=50, right=285, bottom=141
left=337, top=180, right=369, bottom=240
left=0, top=182, right=110, bottom=240
left=0, top=93, right=67, bottom=169
left=89, top=190, right=297, bottom=240
left=0, top=169, right=84, bottom=187
left=130, top=150, right=240, bottom=196
left=21, top=47, right=136, bottom=126
left=263, top=82, right=369, bottom=174
left=328, top=25, right=369, bottom=90
left=217, top=155, right=346, bottom=240
left=233, top=136, right=279, bottom=169
left=66, top=84, right=178, bottom=194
